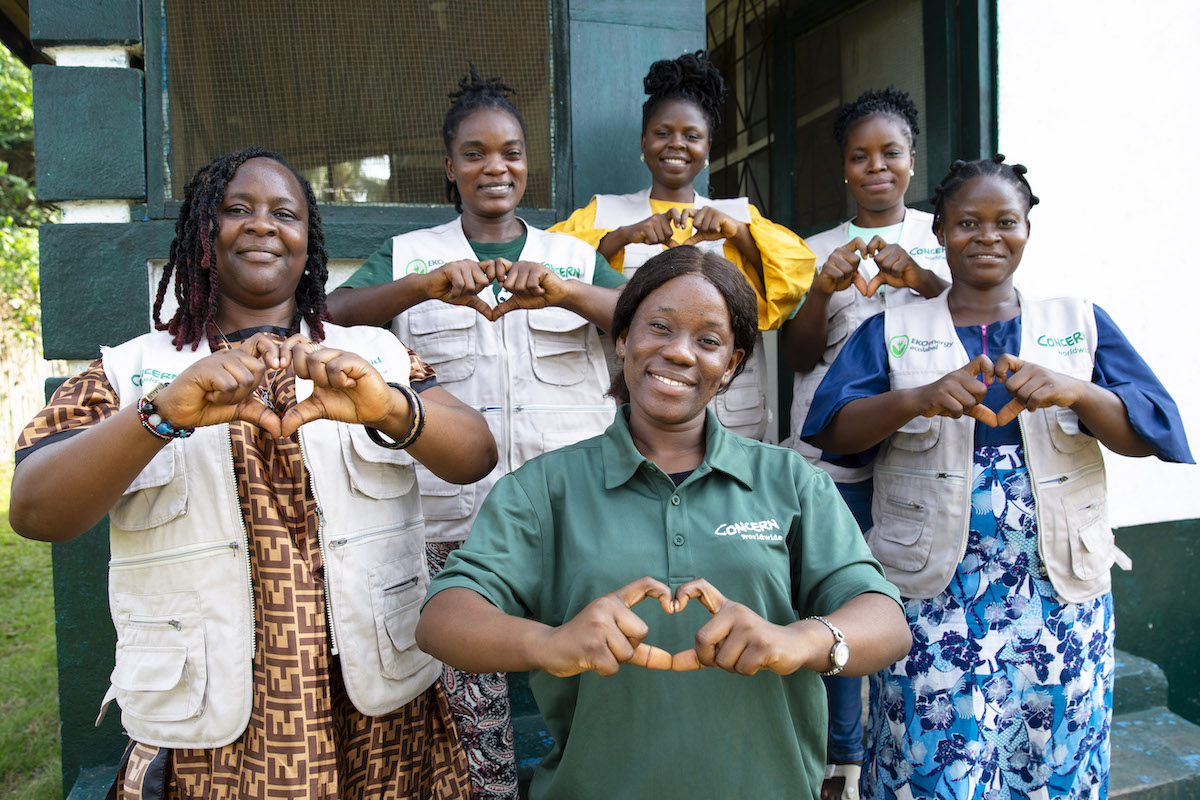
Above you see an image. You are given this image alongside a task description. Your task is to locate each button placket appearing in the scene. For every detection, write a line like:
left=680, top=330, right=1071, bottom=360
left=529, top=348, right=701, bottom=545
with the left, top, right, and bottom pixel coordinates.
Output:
left=665, top=489, right=693, bottom=583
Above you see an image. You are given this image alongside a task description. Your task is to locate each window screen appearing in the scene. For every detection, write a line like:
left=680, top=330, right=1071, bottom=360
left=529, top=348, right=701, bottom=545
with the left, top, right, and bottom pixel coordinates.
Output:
left=161, top=1, right=553, bottom=207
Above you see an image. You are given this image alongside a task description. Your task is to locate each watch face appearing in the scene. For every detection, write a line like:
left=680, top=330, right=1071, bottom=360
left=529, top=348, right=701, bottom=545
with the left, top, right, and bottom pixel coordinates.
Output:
left=833, top=641, right=850, bottom=668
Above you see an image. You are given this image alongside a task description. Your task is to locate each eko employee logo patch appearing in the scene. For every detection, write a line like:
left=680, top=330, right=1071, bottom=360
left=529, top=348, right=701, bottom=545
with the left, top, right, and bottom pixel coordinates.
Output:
left=889, top=335, right=910, bottom=358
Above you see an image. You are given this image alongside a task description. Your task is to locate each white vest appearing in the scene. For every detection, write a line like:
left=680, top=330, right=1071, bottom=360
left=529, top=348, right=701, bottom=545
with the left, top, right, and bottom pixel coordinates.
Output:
left=390, top=218, right=614, bottom=542
left=98, top=324, right=441, bottom=748
left=593, top=189, right=769, bottom=439
left=788, top=208, right=950, bottom=481
left=872, top=292, right=1129, bottom=602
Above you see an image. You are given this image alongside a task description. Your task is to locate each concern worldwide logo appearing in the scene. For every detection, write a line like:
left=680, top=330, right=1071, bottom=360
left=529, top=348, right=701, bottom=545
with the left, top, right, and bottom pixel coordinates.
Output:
left=889, top=335, right=910, bottom=358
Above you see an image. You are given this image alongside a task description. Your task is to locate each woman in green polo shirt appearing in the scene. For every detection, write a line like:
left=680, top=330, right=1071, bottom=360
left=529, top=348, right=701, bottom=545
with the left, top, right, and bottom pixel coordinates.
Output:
left=416, top=246, right=911, bottom=799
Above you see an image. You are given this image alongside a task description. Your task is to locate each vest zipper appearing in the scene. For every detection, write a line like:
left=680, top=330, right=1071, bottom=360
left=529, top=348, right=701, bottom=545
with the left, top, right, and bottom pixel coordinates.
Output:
left=127, top=615, right=182, bottom=630
left=1035, top=459, right=1103, bottom=487
left=297, top=428, right=338, bottom=656
left=326, top=517, right=424, bottom=549
left=108, top=539, right=240, bottom=569
left=872, top=464, right=967, bottom=482
left=957, top=422, right=976, bottom=566
left=513, top=403, right=613, bottom=413
left=227, top=427, right=256, bottom=662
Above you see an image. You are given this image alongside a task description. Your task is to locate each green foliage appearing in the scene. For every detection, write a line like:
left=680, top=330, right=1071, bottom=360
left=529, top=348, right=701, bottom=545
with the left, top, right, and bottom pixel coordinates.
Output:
left=0, top=461, right=63, bottom=800
left=0, top=43, right=49, bottom=342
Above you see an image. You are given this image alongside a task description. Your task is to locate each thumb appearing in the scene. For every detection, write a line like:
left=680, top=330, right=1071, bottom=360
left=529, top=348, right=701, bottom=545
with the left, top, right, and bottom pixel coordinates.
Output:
left=278, top=397, right=327, bottom=438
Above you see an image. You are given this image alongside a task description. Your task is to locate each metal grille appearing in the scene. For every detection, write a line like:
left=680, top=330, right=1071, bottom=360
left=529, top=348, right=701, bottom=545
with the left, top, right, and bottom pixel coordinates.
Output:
left=160, top=1, right=552, bottom=207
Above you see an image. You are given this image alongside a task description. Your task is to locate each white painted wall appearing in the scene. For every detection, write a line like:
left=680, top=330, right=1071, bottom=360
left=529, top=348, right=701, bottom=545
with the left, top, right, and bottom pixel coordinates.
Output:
left=997, top=2, right=1200, bottom=527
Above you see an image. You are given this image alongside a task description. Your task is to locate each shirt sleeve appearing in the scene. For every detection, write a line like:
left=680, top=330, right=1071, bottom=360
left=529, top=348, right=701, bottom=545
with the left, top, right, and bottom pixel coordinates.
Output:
left=423, top=470, right=546, bottom=619
left=338, top=238, right=395, bottom=290
left=723, top=204, right=816, bottom=331
left=1091, top=305, right=1194, bottom=463
left=405, top=346, right=439, bottom=393
left=549, top=197, right=628, bottom=273
left=790, top=464, right=901, bottom=615
left=799, top=313, right=889, bottom=466
left=14, top=360, right=119, bottom=465
left=591, top=251, right=627, bottom=289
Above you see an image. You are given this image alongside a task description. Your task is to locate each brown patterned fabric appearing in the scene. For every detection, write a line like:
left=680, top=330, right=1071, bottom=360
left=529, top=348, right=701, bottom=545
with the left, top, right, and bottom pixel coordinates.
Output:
left=17, top=332, right=469, bottom=800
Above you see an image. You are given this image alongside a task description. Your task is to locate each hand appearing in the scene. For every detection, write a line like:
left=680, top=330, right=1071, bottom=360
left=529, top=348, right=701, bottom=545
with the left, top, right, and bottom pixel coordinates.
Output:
left=911, top=354, right=1027, bottom=428
left=487, top=258, right=574, bottom=320
left=859, top=236, right=935, bottom=298
left=423, top=259, right=495, bottom=320
left=992, top=353, right=1086, bottom=416
left=620, top=211, right=685, bottom=248
left=277, top=336, right=409, bottom=438
left=680, top=206, right=743, bottom=247
left=149, top=332, right=294, bottom=437
left=668, top=579, right=805, bottom=675
left=811, top=238, right=872, bottom=297
left=533, top=576, right=676, bottom=677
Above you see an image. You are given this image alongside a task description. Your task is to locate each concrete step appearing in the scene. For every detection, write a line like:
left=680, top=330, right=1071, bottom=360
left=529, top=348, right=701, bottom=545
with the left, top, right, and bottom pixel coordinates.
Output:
left=1115, top=649, right=1170, bottom=715
left=1110, top=706, right=1200, bottom=798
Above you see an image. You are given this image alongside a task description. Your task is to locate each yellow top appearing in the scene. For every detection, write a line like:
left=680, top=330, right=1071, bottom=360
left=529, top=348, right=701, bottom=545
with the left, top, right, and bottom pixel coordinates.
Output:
left=549, top=196, right=815, bottom=330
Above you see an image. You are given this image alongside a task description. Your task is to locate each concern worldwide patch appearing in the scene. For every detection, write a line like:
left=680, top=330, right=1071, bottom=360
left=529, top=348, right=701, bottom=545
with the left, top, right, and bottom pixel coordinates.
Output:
left=888, top=335, right=910, bottom=358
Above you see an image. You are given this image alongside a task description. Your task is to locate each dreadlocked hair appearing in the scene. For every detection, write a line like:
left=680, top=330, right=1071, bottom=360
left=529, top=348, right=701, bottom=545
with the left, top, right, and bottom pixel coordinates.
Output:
left=642, top=50, right=727, bottom=135
left=931, top=154, right=1040, bottom=234
left=442, top=64, right=525, bottom=213
left=152, top=146, right=330, bottom=351
left=832, top=87, right=920, bottom=151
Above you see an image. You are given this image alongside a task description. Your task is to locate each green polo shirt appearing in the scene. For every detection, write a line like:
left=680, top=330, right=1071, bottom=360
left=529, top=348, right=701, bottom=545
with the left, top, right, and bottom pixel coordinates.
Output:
left=426, top=408, right=901, bottom=800
left=341, top=230, right=626, bottom=293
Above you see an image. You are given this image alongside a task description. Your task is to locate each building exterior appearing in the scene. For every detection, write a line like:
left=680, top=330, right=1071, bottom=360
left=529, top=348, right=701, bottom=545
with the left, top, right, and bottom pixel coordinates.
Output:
left=11, top=0, right=1198, bottom=794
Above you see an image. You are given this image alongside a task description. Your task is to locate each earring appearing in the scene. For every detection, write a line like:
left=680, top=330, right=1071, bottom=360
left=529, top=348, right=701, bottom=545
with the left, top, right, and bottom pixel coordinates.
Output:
left=844, top=178, right=848, bottom=184
left=704, top=157, right=710, bottom=168
left=639, top=153, right=646, bottom=163
left=909, top=169, right=915, bottom=177
left=616, top=348, right=625, bottom=359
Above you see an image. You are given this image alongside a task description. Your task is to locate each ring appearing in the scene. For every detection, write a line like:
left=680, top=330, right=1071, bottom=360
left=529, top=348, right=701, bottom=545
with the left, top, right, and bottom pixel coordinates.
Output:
left=305, top=341, right=321, bottom=354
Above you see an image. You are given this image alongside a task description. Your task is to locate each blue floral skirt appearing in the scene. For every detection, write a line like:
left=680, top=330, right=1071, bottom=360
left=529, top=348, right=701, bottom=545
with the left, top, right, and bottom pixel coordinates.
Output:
left=862, top=445, right=1113, bottom=800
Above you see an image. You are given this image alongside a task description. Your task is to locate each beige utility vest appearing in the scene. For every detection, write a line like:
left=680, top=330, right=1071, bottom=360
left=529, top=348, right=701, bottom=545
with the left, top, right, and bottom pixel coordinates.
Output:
left=99, top=324, right=440, bottom=748
left=873, top=291, right=1129, bottom=602
left=389, top=218, right=614, bottom=542
left=787, top=208, right=949, bottom=481
left=594, top=189, right=769, bottom=439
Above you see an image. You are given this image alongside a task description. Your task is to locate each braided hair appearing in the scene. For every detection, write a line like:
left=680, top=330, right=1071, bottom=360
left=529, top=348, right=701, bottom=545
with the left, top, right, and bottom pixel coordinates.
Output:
left=152, top=147, right=329, bottom=351
left=931, top=154, right=1040, bottom=234
left=442, top=64, right=525, bottom=213
left=832, top=87, right=920, bottom=151
left=642, top=50, right=727, bottom=135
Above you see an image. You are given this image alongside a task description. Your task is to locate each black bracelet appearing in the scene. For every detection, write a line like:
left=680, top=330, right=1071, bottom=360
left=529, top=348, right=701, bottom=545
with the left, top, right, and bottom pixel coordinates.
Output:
left=365, top=382, right=425, bottom=449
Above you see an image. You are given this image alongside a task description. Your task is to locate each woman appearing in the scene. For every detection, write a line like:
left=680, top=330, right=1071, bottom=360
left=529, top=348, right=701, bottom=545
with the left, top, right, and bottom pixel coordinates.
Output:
left=779, top=87, right=951, bottom=800
left=325, top=67, right=624, bottom=800
left=415, top=246, right=912, bottom=800
left=550, top=49, right=815, bottom=439
left=803, top=156, right=1193, bottom=799
left=10, top=148, right=496, bottom=799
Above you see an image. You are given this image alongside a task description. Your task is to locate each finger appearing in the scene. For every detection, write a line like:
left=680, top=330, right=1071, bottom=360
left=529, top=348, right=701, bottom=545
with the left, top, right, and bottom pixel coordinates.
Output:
left=669, top=648, right=703, bottom=671
left=235, top=397, right=284, bottom=438
left=238, top=332, right=285, bottom=370
left=994, top=398, right=1026, bottom=427
left=962, top=353, right=996, bottom=386
left=846, top=236, right=869, bottom=259
left=852, top=271, right=871, bottom=297
left=278, top=397, right=327, bottom=438
left=992, top=353, right=1023, bottom=383
left=289, top=342, right=340, bottom=383
left=681, top=233, right=709, bottom=247
left=477, top=259, right=496, bottom=281
left=492, top=257, right=511, bottom=284
left=673, top=578, right=727, bottom=615
left=625, top=643, right=674, bottom=670
left=613, top=576, right=675, bottom=614
left=451, top=293, right=496, bottom=321
left=966, top=404, right=1000, bottom=427
left=865, top=235, right=888, bottom=259
left=862, top=272, right=885, bottom=299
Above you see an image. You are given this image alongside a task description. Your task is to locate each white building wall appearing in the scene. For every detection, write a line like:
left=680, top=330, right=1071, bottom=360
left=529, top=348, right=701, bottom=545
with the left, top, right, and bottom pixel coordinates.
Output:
left=997, top=2, right=1200, bottom=528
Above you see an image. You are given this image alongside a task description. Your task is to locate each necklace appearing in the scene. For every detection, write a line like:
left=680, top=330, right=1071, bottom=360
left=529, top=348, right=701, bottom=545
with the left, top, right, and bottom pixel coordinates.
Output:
left=213, top=321, right=276, bottom=412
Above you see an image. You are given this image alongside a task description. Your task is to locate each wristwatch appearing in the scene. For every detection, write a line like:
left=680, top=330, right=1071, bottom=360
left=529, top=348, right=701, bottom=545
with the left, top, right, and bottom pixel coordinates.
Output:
left=809, top=615, right=849, bottom=676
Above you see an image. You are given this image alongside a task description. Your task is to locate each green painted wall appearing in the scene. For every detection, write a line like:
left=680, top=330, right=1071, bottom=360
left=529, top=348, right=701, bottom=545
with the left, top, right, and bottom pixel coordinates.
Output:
left=1112, top=518, right=1200, bottom=726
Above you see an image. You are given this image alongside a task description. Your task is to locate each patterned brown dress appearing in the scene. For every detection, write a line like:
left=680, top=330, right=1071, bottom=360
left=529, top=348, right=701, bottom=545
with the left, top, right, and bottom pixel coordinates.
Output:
left=15, top=328, right=472, bottom=800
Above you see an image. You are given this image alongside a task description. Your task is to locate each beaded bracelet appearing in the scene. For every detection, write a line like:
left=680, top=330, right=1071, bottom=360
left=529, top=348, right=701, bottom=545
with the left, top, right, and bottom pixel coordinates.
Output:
left=365, top=382, right=426, bottom=450
left=136, top=383, right=195, bottom=440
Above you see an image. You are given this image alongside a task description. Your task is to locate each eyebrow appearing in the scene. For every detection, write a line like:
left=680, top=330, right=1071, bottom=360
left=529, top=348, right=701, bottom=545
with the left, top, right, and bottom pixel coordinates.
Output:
left=223, top=192, right=303, bottom=208
left=653, top=306, right=728, bottom=328
left=459, top=139, right=524, bottom=149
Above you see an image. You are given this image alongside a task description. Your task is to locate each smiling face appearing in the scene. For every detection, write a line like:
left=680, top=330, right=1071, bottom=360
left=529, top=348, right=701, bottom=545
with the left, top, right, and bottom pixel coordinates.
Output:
left=843, top=114, right=914, bottom=215
left=936, top=174, right=1031, bottom=291
left=617, top=274, right=745, bottom=433
left=445, top=107, right=528, bottom=222
left=641, top=98, right=711, bottom=199
left=214, top=157, right=310, bottom=330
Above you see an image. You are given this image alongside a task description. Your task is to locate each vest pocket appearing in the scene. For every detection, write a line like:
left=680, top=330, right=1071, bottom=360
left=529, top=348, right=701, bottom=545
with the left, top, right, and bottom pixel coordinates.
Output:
left=110, top=599, right=207, bottom=723
left=891, top=415, right=943, bottom=452
left=528, top=308, right=590, bottom=386
left=408, top=304, right=478, bottom=383
left=110, top=441, right=187, bottom=531
left=1047, top=407, right=1092, bottom=454
left=415, top=463, right=476, bottom=522
left=868, top=485, right=937, bottom=572
left=340, top=424, right=417, bottom=499
left=369, top=554, right=427, bottom=680
left=1062, top=479, right=1112, bottom=581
